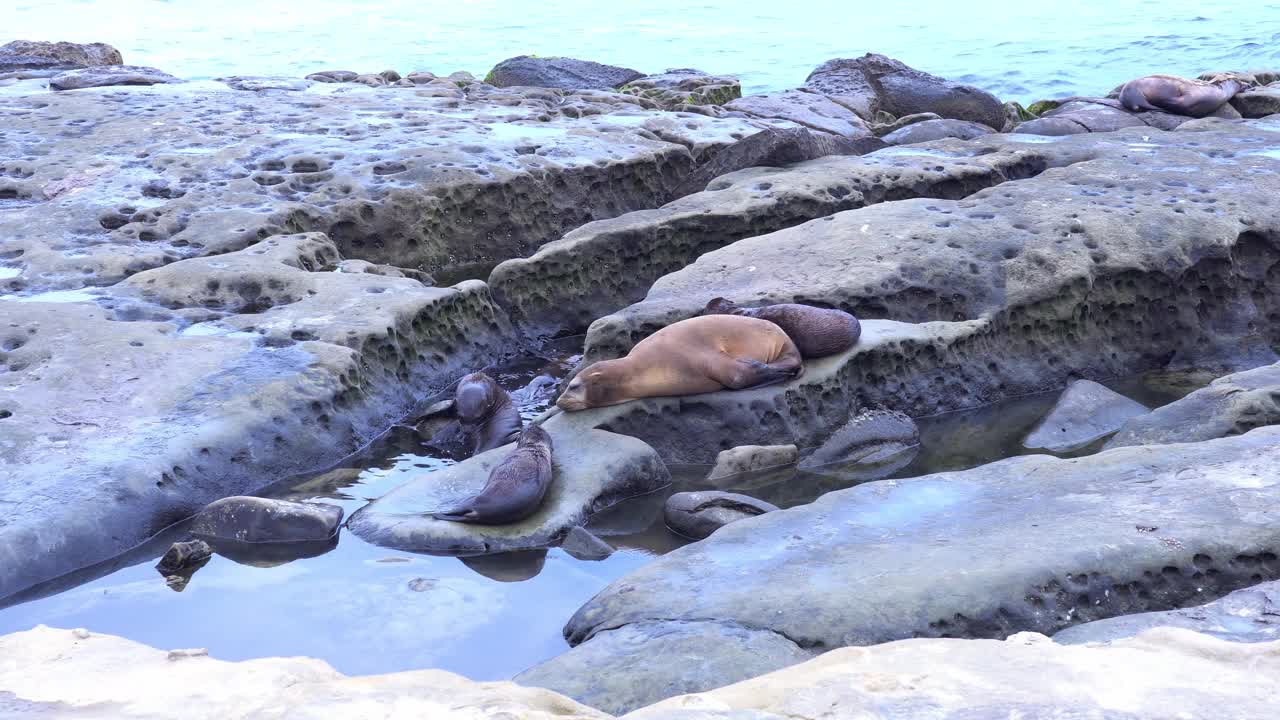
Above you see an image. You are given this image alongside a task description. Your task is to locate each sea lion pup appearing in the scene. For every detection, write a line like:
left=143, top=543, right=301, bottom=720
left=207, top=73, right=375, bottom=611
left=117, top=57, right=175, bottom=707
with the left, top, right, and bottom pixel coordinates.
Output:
left=433, top=425, right=554, bottom=524
left=701, top=297, right=861, bottom=359
left=454, top=371, right=523, bottom=456
left=1118, top=74, right=1247, bottom=118
left=556, top=314, right=803, bottom=411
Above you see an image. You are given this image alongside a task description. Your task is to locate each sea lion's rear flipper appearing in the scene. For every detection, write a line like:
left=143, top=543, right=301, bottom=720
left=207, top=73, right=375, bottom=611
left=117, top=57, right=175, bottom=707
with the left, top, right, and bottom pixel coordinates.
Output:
left=722, top=358, right=803, bottom=390
left=432, top=500, right=480, bottom=523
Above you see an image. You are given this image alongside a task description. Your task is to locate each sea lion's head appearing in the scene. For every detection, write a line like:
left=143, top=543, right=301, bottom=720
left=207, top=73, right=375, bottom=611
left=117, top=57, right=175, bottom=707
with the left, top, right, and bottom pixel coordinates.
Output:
left=556, top=360, right=628, bottom=411
left=517, top=423, right=554, bottom=454
left=455, top=372, right=501, bottom=423
left=701, top=297, right=743, bottom=316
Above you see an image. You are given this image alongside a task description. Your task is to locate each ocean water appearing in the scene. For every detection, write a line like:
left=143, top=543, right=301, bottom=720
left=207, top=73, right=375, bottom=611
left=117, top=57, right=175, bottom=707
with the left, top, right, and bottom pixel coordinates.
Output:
left=7, top=1, right=1280, bottom=102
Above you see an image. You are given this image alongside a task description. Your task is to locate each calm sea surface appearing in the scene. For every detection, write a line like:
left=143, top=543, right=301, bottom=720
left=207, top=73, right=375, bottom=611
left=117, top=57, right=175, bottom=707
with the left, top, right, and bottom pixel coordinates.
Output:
left=8, top=0, right=1280, bottom=101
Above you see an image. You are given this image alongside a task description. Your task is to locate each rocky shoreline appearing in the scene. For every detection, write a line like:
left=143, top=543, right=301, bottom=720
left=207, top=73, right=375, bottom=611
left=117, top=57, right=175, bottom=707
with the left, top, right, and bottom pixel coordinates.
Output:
left=4, top=39, right=1280, bottom=718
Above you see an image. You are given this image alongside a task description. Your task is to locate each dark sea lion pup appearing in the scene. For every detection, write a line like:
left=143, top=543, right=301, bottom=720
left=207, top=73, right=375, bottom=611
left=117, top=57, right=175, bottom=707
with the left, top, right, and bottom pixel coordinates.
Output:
left=455, top=371, right=523, bottom=455
left=557, top=314, right=803, bottom=411
left=702, top=297, right=861, bottom=359
left=434, top=425, right=554, bottom=524
left=1118, top=73, right=1247, bottom=118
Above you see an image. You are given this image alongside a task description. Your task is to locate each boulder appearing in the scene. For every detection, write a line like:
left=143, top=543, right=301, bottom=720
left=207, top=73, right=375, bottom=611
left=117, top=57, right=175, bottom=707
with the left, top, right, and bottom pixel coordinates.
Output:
left=1023, top=379, right=1150, bottom=452
left=799, top=410, right=919, bottom=469
left=346, top=424, right=669, bottom=555
left=515, top=621, right=812, bottom=716
left=1105, top=363, right=1280, bottom=450
left=1054, top=579, right=1280, bottom=645
left=0, top=626, right=607, bottom=719
left=706, top=444, right=798, bottom=480
left=625, top=629, right=1279, bottom=719
left=0, top=40, right=121, bottom=76
left=523, top=429, right=1280, bottom=710
left=190, top=496, right=344, bottom=543
left=805, top=53, right=1005, bottom=129
left=305, top=69, right=358, bottom=82
left=663, top=491, right=779, bottom=540
left=50, top=65, right=181, bottom=90
left=485, top=55, right=643, bottom=90
left=153, top=539, right=212, bottom=591
left=1231, top=84, right=1280, bottom=118
left=881, top=118, right=995, bottom=145
left=724, top=89, right=873, bottom=138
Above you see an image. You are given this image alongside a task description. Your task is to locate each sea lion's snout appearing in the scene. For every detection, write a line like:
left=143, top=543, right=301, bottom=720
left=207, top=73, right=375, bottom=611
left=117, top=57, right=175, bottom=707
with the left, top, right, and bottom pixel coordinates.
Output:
left=556, top=377, right=589, bottom=411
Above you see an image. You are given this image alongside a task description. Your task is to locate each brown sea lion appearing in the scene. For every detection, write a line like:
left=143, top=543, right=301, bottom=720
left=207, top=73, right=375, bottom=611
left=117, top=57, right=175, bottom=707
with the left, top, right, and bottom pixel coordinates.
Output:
left=421, top=371, right=522, bottom=459
left=556, top=314, right=803, bottom=411
left=434, top=425, right=554, bottom=524
left=701, top=297, right=861, bottom=358
left=1118, top=74, right=1247, bottom=118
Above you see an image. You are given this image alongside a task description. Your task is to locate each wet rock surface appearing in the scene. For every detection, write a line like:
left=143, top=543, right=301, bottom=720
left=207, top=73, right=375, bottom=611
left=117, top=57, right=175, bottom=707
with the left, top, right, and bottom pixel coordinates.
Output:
left=523, top=428, right=1280, bottom=709
left=724, top=90, right=873, bottom=138
left=620, top=69, right=742, bottom=109
left=798, top=409, right=919, bottom=469
left=0, top=75, right=783, bottom=600
left=516, top=621, right=813, bottom=716
left=1054, top=579, right=1280, bottom=645
left=347, top=424, right=670, bottom=554
left=1231, top=83, right=1280, bottom=118
left=190, top=496, right=344, bottom=543
left=663, top=491, right=779, bottom=540
left=1105, top=362, right=1280, bottom=449
left=0, top=40, right=121, bottom=77
left=485, top=55, right=644, bottom=90
left=1023, top=379, right=1150, bottom=452
left=625, top=629, right=1279, bottom=720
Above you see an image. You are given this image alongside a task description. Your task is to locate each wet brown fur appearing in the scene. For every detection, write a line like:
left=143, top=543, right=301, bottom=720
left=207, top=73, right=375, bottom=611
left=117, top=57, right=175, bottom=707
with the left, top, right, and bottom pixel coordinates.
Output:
left=1118, top=74, right=1247, bottom=118
left=433, top=425, right=554, bottom=524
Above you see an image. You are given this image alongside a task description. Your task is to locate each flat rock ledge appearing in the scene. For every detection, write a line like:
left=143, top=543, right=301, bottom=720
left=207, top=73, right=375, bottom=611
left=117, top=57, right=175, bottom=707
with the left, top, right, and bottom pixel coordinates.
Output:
left=519, top=428, right=1280, bottom=710
left=347, top=426, right=670, bottom=555
left=624, top=628, right=1279, bottom=720
left=0, top=626, right=607, bottom=720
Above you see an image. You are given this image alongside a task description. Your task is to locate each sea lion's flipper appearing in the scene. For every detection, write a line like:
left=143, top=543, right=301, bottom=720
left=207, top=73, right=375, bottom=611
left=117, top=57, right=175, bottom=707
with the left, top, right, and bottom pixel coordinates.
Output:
left=721, top=358, right=803, bottom=390
left=433, top=499, right=480, bottom=523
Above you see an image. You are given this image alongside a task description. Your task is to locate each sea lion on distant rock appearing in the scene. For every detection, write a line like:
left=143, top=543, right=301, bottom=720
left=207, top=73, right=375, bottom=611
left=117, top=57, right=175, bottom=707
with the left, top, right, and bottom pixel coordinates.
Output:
left=556, top=315, right=803, bottom=411
left=1118, top=74, right=1247, bottom=118
left=701, top=298, right=861, bottom=358
left=434, top=425, right=555, bottom=524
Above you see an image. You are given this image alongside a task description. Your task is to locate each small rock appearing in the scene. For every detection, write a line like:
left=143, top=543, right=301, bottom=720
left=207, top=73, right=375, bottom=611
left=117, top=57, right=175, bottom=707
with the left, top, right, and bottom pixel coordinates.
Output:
left=664, top=491, right=779, bottom=540
left=707, top=445, right=798, bottom=480
left=881, top=118, right=996, bottom=145
left=1023, top=379, right=1150, bottom=452
left=50, top=65, right=181, bottom=90
left=0, top=40, right=121, bottom=75
left=447, top=71, right=476, bottom=85
left=485, top=55, right=643, bottom=91
left=166, top=648, right=208, bottom=661
left=1232, top=85, right=1280, bottom=119
left=71, top=628, right=90, bottom=640
left=800, top=410, right=919, bottom=470
left=406, top=71, right=437, bottom=84
left=155, top=539, right=212, bottom=575
left=190, top=496, right=344, bottom=544
left=352, top=74, right=387, bottom=87
left=871, top=111, right=941, bottom=137
left=379, top=69, right=401, bottom=83
left=219, top=76, right=311, bottom=92
left=560, top=526, right=614, bottom=561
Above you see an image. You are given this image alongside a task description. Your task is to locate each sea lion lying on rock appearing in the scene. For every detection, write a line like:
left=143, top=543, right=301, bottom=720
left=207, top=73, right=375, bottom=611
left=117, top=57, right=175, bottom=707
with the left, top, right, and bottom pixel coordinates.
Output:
left=1118, top=74, right=1248, bottom=118
left=434, top=425, right=555, bottom=524
left=556, top=315, right=803, bottom=411
left=701, top=298, right=861, bottom=358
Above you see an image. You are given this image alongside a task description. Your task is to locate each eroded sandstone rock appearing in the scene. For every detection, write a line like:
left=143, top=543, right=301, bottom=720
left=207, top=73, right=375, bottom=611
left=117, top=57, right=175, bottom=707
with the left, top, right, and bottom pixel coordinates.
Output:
left=1105, top=363, right=1280, bottom=449
left=190, top=496, right=344, bottom=543
left=50, top=65, right=182, bottom=90
left=805, top=54, right=1005, bottom=128
left=724, top=90, right=874, bottom=138
left=663, top=491, right=779, bottom=540
left=0, top=40, right=121, bottom=77
left=706, top=445, right=798, bottom=479
left=881, top=118, right=995, bottom=145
